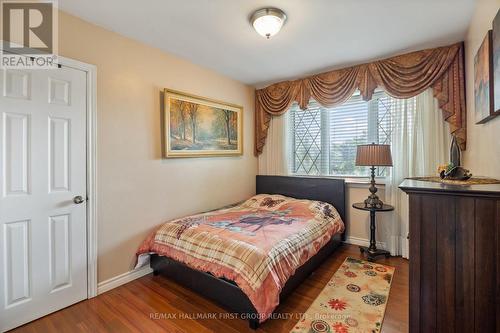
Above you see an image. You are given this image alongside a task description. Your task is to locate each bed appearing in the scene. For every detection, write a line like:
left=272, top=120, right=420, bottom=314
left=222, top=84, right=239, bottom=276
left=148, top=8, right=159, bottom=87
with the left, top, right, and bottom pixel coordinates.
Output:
left=137, top=175, right=346, bottom=329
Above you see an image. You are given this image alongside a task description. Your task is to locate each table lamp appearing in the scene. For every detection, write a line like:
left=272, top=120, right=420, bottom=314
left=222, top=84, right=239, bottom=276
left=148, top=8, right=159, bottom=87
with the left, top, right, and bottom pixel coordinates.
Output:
left=355, top=143, right=393, bottom=208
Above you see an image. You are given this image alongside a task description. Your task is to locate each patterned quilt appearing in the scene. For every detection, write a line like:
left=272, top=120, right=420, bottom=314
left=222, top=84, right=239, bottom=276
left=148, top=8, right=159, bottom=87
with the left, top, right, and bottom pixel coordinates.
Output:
left=136, top=194, right=344, bottom=322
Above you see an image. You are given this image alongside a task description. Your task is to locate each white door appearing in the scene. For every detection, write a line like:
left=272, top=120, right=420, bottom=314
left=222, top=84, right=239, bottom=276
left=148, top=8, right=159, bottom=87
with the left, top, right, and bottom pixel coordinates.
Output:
left=0, top=64, right=88, bottom=332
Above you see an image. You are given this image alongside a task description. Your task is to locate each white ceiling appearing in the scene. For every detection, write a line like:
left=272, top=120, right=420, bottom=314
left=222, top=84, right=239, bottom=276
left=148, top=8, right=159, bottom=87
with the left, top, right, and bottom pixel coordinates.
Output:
left=59, top=0, right=476, bottom=87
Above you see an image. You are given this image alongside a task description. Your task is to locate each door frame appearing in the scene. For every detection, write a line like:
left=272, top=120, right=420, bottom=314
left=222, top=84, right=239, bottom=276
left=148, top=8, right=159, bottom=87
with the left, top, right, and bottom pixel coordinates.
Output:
left=0, top=45, right=99, bottom=298
left=58, top=56, right=98, bottom=298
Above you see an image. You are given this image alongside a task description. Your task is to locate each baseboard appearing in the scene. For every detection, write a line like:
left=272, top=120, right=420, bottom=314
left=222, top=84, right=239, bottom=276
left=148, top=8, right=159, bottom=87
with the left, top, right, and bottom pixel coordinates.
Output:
left=97, top=265, right=153, bottom=295
left=345, top=236, right=387, bottom=250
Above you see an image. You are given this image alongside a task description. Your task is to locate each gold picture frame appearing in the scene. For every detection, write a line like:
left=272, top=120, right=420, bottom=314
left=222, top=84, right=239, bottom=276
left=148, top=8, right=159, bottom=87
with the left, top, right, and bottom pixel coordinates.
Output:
left=163, top=89, right=243, bottom=158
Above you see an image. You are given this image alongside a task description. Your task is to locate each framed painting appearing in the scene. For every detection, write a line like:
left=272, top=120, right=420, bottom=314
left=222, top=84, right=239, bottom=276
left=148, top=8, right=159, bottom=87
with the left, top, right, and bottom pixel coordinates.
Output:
left=474, top=30, right=495, bottom=124
left=163, top=89, right=243, bottom=158
left=493, top=9, right=500, bottom=115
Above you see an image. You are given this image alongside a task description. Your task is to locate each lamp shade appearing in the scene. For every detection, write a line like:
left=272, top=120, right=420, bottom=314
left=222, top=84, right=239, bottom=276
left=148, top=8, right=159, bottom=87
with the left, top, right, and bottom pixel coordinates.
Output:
left=355, top=144, right=393, bottom=166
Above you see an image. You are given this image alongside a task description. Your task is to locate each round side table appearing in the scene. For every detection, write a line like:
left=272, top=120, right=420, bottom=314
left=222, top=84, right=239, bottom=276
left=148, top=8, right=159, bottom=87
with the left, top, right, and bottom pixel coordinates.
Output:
left=352, top=202, right=394, bottom=262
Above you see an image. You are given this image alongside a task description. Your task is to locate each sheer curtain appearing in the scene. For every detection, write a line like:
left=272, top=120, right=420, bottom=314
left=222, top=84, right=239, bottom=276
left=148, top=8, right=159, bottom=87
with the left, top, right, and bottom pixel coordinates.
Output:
left=384, top=89, right=450, bottom=258
left=258, top=114, right=289, bottom=175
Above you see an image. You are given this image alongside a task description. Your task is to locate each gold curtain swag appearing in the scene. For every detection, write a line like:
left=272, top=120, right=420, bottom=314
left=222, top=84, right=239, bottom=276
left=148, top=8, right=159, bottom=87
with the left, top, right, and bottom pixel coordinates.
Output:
left=254, top=42, right=466, bottom=155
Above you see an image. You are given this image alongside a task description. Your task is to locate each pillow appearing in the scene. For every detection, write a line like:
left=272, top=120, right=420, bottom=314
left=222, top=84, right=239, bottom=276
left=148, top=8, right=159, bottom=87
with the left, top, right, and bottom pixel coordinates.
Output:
left=240, top=194, right=292, bottom=211
left=240, top=194, right=340, bottom=222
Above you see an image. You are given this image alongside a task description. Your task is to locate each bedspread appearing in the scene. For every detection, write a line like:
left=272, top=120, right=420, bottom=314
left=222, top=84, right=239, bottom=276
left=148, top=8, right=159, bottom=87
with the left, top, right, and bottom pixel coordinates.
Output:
left=136, top=194, right=344, bottom=322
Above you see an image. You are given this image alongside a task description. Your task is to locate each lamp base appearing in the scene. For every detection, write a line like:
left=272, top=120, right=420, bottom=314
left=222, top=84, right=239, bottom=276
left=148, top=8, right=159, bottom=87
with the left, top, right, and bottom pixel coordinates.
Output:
left=359, top=246, right=391, bottom=262
left=364, top=193, right=384, bottom=209
left=364, top=166, right=384, bottom=209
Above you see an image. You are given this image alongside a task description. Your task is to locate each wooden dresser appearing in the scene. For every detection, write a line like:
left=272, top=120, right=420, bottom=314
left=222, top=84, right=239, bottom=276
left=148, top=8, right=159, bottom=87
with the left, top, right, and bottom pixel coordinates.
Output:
left=399, top=179, right=500, bottom=333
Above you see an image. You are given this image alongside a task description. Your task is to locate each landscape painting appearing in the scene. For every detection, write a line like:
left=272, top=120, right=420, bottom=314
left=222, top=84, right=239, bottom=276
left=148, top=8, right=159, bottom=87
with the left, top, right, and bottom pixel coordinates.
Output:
left=474, top=30, right=494, bottom=124
left=493, top=9, right=500, bottom=114
left=163, top=89, right=243, bottom=157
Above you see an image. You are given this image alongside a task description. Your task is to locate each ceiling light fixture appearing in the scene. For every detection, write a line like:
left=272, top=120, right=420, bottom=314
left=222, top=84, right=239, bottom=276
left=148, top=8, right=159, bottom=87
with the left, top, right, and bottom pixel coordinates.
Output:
left=250, top=8, right=287, bottom=39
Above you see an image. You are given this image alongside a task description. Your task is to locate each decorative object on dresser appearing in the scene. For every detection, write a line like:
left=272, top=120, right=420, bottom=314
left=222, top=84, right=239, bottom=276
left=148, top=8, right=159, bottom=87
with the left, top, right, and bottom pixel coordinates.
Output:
left=450, top=135, right=461, bottom=167
left=474, top=30, right=497, bottom=124
left=437, top=164, right=472, bottom=181
left=438, top=135, right=472, bottom=181
left=290, top=257, right=395, bottom=333
left=399, top=179, right=500, bottom=332
left=352, top=203, right=394, bottom=262
left=355, top=143, right=393, bottom=209
left=163, top=89, right=243, bottom=158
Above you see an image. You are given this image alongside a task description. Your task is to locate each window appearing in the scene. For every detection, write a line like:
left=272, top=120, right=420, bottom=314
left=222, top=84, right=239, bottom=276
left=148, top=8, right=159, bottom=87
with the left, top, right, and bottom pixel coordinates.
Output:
left=288, top=91, right=416, bottom=177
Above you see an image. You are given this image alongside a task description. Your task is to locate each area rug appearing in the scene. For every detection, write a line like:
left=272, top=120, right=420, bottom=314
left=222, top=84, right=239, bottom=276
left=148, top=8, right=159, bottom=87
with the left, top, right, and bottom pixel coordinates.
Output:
left=290, top=257, right=395, bottom=333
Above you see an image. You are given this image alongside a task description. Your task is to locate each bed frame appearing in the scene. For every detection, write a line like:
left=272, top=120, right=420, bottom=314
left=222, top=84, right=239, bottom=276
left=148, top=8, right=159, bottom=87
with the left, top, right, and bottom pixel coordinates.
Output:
left=151, top=175, right=346, bottom=329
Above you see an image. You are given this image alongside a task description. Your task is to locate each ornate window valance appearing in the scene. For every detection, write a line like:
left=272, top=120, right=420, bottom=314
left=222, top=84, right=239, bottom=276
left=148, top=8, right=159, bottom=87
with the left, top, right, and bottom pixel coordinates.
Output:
left=255, top=42, right=466, bottom=155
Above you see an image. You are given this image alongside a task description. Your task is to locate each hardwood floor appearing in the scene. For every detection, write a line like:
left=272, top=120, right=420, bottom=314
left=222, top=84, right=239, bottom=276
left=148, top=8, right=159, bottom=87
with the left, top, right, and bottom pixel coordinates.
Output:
left=11, top=244, right=408, bottom=333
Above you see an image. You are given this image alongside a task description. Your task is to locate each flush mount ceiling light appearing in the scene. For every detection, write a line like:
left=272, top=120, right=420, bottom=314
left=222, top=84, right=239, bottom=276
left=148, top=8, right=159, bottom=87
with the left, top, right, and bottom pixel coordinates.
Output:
left=250, top=7, right=287, bottom=39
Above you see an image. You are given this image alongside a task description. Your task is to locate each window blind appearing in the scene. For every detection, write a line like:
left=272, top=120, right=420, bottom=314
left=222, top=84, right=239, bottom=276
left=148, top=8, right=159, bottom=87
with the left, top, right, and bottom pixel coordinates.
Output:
left=329, top=95, right=369, bottom=176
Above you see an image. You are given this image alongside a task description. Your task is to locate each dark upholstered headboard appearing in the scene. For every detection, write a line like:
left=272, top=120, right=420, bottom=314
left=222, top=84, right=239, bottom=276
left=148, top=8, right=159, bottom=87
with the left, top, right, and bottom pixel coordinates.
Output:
left=256, top=175, right=346, bottom=229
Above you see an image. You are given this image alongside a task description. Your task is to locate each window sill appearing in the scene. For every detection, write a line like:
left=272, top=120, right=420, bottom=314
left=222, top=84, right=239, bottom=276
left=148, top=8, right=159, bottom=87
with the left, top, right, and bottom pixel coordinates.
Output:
left=288, top=174, right=386, bottom=187
left=344, top=177, right=386, bottom=187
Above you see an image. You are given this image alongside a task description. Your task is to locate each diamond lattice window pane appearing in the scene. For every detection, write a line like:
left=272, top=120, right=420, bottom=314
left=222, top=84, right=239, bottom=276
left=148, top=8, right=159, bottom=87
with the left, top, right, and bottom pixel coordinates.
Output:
left=292, top=105, right=322, bottom=175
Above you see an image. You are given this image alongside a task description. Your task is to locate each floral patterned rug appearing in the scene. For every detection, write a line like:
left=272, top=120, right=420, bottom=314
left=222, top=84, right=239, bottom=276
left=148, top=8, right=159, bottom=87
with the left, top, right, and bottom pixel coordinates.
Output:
left=290, top=257, right=395, bottom=333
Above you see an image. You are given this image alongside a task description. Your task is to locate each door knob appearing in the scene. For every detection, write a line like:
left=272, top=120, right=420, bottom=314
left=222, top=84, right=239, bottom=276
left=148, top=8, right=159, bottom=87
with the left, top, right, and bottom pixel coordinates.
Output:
left=73, top=196, right=85, bottom=204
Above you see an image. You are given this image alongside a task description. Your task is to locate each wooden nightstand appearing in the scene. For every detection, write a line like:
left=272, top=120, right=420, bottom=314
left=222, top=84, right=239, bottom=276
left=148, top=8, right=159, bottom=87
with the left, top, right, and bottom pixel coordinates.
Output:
left=352, top=202, right=394, bottom=262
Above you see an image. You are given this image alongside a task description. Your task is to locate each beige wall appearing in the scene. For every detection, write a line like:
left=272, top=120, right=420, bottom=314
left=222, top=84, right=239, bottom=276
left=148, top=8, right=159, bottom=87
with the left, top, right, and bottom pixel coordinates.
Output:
left=58, top=12, right=257, bottom=282
left=463, top=0, right=500, bottom=178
